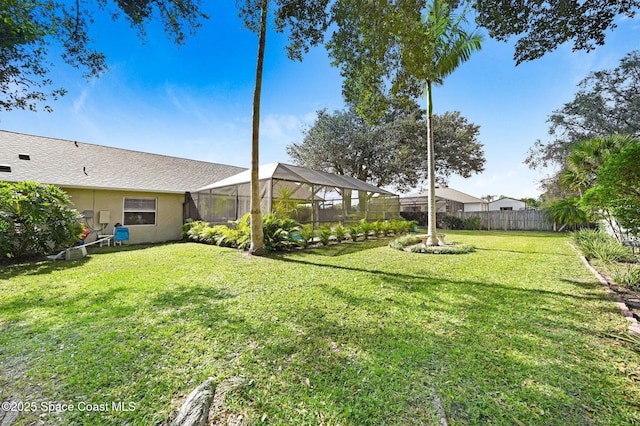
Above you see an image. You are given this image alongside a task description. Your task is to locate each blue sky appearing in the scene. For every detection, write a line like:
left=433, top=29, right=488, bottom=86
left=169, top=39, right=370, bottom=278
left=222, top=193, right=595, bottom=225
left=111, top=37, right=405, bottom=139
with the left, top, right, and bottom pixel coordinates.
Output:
left=2, top=3, right=639, bottom=199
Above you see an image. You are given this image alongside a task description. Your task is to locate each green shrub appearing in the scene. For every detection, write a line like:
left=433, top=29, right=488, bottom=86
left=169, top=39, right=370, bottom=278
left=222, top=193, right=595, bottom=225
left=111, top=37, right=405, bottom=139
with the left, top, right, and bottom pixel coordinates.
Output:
left=572, top=229, right=633, bottom=262
left=215, top=226, right=242, bottom=247
left=463, top=216, right=482, bottom=230
left=293, top=224, right=314, bottom=248
left=379, top=220, right=393, bottom=236
left=333, top=224, right=347, bottom=242
left=231, top=214, right=251, bottom=250
left=262, top=214, right=300, bottom=250
left=347, top=225, right=360, bottom=242
left=410, top=244, right=476, bottom=254
left=370, top=221, right=382, bottom=237
left=572, top=228, right=609, bottom=247
left=548, top=198, right=588, bottom=229
left=185, top=214, right=302, bottom=251
left=181, top=219, right=198, bottom=238
left=442, top=215, right=464, bottom=230
left=0, top=181, right=83, bottom=259
left=358, top=219, right=374, bottom=240
left=612, top=264, right=640, bottom=289
left=590, top=240, right=634, bottom=263
left=389, top=235, right=421, bottom=250
left=184, top=216, right=417, bottom=252
left=390, top=219, right=416, bottom=234
left=315, top=227, right=333, bottom=246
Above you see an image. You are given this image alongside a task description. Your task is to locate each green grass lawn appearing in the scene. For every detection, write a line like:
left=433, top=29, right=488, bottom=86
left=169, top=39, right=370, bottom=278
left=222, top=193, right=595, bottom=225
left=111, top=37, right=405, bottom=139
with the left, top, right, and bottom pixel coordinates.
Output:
left=1, top=231, right=639, bottom=425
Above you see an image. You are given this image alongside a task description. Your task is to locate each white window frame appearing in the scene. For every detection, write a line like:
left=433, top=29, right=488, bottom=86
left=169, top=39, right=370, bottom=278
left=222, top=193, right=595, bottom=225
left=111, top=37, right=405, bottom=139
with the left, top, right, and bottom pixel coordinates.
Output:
left=123, top=197, right=157, bottom=226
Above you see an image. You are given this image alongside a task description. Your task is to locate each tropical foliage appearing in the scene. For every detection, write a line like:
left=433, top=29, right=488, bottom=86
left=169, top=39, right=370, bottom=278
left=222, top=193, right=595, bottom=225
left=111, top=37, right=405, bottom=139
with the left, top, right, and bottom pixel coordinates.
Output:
left=538, top=132, right=639, bottom=236
left=442, top=215, right=464, bottom=230
left=572, top=229, right=634, bottom=263
left=546, top=198, right=588, bottom=230
left=571, top=228, right=639, bottom=290
left=586, top=143, right=640, bottom=234
left=184, top=216, right=415, bottom=251
left=560, top=135, right=636, bottom=196
left=328, top=0, right=481, bottom=247
left=389, top=234, right=475, bottom=254
left=526, top=51, right=640, bottom=180
left=0, top=181, right=83, bottom=259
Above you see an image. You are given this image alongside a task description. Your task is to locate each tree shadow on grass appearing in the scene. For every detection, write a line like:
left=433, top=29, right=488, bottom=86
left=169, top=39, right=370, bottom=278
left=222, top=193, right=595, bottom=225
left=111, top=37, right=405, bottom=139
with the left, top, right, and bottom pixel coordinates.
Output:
left=271, top=255, right=609, bottom=304
left=0, top=257, right=91, bottom=278
left=218, top=273, right=633, bottom=425
left=2, top=240, right=637, bottom=425
left=0, top=243, right=178, bottom=278
left=0, top=279, right=244, bottom=425
left=474, top=246, right=574, bottom=257
left=280, top=238, right=393, bottom=257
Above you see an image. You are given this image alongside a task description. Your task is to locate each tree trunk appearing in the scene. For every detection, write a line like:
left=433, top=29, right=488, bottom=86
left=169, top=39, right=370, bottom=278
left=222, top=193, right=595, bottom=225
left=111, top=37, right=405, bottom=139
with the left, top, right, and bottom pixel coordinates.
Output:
left=249, top=0, right=268, bottom=255
left=426, top=80, right=438, bottom=246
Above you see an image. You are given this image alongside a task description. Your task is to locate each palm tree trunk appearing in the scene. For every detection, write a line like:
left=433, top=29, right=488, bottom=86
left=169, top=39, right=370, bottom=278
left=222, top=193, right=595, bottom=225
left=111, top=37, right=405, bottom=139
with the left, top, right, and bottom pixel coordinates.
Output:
left=249, top=0, right=267, bottom=255
left=426, top=79, right=438, bottom=246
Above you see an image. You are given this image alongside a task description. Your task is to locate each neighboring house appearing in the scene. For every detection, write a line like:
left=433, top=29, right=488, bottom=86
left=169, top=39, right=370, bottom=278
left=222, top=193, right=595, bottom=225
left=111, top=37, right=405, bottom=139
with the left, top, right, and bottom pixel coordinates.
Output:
left=0, top=130, right=244, bottom=244
left=488, top=197, right=526, bottom=211
left=400, top=187, right=488, bottom=213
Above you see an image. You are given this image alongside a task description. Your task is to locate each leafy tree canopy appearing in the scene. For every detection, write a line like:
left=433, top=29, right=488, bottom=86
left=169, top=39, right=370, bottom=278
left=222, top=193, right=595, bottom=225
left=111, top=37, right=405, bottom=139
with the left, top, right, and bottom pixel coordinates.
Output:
left=286, top=105, right=485, bottom=191
left=587, top=142, right=640, bottom=233
left=0, top=181, right=83, bottom=259
left=327, top=0, right=424, bottom=122
left=559, top=134, right=636, bottom=196
left=525, top=50, right=640, bottom=171
left=236, top=0, right=329, bottom=61
left=473, top=0, right=640, bottom=64
left=1, top=0, right=207, bottom=112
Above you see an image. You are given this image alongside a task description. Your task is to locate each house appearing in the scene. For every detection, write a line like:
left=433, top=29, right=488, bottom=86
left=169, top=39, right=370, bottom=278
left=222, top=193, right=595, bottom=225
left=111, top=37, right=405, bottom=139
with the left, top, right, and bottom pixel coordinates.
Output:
left=400, top=187, right=488, bottom=214
left=0, top=130, right=244, bottom=244
left=488, top=197, right=526, bottom=211
left=1, top=130, right=400, bottom=244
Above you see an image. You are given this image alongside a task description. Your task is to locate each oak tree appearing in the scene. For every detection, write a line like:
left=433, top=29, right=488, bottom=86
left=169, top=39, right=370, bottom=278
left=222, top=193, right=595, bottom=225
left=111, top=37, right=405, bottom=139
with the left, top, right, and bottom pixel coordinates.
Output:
left=473, top=0, right=640, bottom=64
left=287, top=107, right=485, bottom=191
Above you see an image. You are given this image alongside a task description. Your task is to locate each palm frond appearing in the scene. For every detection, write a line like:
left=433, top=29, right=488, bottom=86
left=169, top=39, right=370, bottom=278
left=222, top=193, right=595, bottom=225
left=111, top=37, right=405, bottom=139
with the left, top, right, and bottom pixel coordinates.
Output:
left=418, top=0, right=483, bottom=84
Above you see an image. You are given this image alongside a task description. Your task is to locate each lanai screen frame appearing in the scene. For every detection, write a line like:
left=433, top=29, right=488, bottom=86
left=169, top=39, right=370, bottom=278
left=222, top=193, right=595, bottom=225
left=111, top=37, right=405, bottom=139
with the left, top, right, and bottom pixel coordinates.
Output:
left=192, top=163, right=400, bottom=227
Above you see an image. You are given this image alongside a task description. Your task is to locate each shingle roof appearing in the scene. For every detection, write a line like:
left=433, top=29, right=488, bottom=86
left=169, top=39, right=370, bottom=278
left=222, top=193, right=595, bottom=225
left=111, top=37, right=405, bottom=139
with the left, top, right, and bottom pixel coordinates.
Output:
left=0, top=130, right=246, bottom=193
left=400, top=187, right=487, bottom=204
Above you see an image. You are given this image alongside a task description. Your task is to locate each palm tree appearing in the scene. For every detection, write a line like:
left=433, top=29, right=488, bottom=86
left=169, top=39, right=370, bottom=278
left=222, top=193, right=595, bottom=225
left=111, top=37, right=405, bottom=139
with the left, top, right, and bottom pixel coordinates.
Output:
left=560, top=134, right=636, bottom=197
left=406, top=0, right=482, bottom=245
left=548, top=198, right=587, bottom=231
left=248, top=0, right=268, bottom=255
left=239, top=0, right=329, bottom=255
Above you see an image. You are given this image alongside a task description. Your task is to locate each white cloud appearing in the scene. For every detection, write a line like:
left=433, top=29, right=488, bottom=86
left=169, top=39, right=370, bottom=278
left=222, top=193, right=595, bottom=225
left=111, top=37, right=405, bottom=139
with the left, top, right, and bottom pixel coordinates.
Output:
left=260, top=114, right=305, bottom=144
left=72, top=88, right=90, bottom=113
